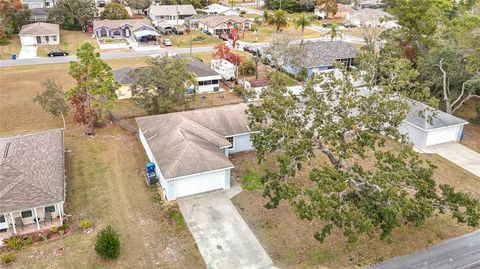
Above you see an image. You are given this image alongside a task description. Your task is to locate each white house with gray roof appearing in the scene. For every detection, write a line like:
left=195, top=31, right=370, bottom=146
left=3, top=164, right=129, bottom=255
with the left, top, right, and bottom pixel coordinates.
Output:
left=136, top=104, right=253, bottom=200
left=283, top=41, right=357, bottom=77
left=149, top=4, right=197, bottom=25
left=0, top=129, right=65, bottom=237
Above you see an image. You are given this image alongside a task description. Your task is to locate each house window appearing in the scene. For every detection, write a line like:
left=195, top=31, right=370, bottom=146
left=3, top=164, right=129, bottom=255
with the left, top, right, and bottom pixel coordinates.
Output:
left=21, top=210, right=33, bottom=218
left=112, top=30, right=121, bottom=36
left=0, top=215, right=5, bottom=223
left=45, top=206, right=56, bottom=213
left=212, top=79, right=219, bottom=84
left=226, top=136, right=234, bottom=149
left=100, top=28, right=107, bottom=37
left=52, top=35, right=57, bottom=42
left=45, top=36, right=49, bottom=42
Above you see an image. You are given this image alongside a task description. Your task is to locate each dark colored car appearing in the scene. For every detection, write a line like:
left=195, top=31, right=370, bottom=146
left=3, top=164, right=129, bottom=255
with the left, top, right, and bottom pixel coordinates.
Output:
left=322, top=22, right=332, bottom=27
left=243, top=46, right=253, bottom=53
left=47, top=49, right=68, bottom=57
left=98, top=0, right=105, bottom=6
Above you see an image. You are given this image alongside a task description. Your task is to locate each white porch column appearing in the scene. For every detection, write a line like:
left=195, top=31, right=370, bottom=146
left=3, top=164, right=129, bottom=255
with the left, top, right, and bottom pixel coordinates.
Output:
left=9, top=213, right=16, bottom=234
left=56, top=203, right=63, bottom=223
left=33, top=208, right=41, bottom=230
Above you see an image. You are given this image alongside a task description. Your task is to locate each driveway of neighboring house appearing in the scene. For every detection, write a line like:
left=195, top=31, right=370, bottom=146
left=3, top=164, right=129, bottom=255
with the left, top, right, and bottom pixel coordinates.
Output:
left=424, top=142, right=480, bottom=177
left=177, top=190, right=276, bottom=269
left=18, top=45, right=38, bottom=59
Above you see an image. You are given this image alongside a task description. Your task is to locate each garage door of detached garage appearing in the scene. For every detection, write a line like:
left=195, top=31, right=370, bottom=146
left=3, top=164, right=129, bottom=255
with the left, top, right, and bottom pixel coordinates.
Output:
left=20, top=36, right=36, bottom=46
left=175, top=169, right=228, bottom=199
left=425, top=125, right=463, bottom=147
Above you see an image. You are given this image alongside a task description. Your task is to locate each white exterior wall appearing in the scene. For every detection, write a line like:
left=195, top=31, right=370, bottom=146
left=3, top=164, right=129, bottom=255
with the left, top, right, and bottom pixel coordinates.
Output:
left=398, top=122, right=427, bottom=148
left=171, top=168, right=231, bottom=200
left=197, top=75, right=222, bottom=93
left=21, top=34, right=60, bottom=46
left=228, top=133, right=254, bottom=154
left=425, top=125, right=464, bottom=147
left=138, top=128, right=167, bottom=189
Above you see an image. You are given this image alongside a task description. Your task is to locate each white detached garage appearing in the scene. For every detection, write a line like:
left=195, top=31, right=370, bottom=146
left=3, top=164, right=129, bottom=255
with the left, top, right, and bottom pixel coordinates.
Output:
left=398, top=101, right=468, bottom=149
left=136, top=104, right=253, bottom=200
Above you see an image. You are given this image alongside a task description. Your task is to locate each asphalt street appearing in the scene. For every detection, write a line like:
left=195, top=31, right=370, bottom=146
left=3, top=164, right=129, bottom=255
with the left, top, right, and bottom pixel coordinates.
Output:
left=371, top=230, right=480, bottom=269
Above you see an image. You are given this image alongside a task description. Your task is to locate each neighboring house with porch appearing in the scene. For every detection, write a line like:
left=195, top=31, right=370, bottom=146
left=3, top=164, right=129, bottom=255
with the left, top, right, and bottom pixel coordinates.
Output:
left=283, top=41, right=357, bottom=77
left=21, top=0, right=55, bottom=8
left=149, top=4, right=197, bottom=26
left=348, top=8, right=395, bottom=28
left=198, top=3, right=240, bottom=16
left=19, top=22, right=59, bottom=46
left=197, top=15, right=251, bottom=36
left=93, top=19, right=158, bottom=49
left=0, top=129, right=65, bottom=238
left=136, top=103, right=254, bottom=201
left=29, top=8, right=51, bottom=22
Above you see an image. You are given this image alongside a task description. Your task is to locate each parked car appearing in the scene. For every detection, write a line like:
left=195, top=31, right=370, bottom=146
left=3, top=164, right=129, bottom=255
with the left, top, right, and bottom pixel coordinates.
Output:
left=243, top=45, right=254, bottom=53
left=163, top=38, right=172, bottom=46
left=322, top=22, right=332, bottom=27
left=173, top=26, right=184, bottom=35
left=47, top=49, right=68, bottom=57
left=342, top=23, right=357, bottom=28
left=98, top=0, right=105, bottom=7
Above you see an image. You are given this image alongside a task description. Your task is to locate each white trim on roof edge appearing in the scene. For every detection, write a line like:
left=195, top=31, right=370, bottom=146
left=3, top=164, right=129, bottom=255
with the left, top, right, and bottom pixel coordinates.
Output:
left=165, top=166, right=234, bottom=181
left=401, top=120, right=468, bottom=132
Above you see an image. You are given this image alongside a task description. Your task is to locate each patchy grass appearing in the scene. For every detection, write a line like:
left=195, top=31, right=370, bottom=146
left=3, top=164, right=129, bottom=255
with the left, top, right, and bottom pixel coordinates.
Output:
left=230, top=145, right=479, bottom=268
left=0, top=60, right=205, bottom=267
left=241, top=25, right=321, bottom=43
left=166, top=30, right=222, bottom=48
left=0, top=35, right=22, bottom=59
left=37, top=30, right=98, bottom=57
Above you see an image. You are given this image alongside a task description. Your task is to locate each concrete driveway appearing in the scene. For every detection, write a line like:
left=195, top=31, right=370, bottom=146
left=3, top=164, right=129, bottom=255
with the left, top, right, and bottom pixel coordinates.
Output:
left=424, top=142, right=480, bottom=177
left=177, top=191, right=275, bottom=269
left=18, top=45, right=38, bottom=59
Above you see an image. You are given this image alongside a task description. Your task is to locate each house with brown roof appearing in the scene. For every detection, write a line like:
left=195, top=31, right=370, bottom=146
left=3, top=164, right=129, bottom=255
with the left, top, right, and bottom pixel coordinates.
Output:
left=136, top=103, right=254, bottom=200
left=197, top=15, right=252, bottom=37
left=149, top=4, right=197, bottom=26
left=93, top=19, right=159, bottom=49
left=0, top=129, right=65, bottom=238
left=19, top=22, right=59, bottom=46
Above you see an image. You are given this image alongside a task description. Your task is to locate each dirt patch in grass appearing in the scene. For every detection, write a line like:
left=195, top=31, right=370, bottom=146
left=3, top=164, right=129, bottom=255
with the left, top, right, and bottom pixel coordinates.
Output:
left=230, top=149, right=478, bottom=268
left=454, top=97, right=480, bottom=153
left=166, top=30, right=222, bottom=48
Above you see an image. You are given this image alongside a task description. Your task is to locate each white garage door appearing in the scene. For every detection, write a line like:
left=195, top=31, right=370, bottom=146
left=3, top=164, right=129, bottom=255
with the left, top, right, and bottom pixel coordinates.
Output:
left=20, top=36, right=36, bottom=46
left=175, top=170, right=226, bottom=198
left=425, top=126, right=461, bottom=146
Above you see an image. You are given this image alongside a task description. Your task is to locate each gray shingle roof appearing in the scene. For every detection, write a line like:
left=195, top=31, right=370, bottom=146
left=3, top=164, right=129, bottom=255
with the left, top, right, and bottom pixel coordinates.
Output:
left=113, top=67, right=137, bottom=84
left=136, top=104, right=250, bottom=179
left=404, top=100, right=468, bottom=130
left=181, top=56, right=221, bottom=77
left=197, top=15, right=249, bottom=28
left=149, top=5, right=197, bottom=16
left=0, top=129, right=65, bottom=214
left=300, top=41, right=357, bottom=68
left=19, top=22, right=59, bottom=36
left=93, top=19, right=154, bottom=32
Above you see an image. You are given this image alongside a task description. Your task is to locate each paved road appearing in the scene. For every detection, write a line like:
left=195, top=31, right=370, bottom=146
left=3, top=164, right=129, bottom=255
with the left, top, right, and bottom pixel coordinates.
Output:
left=371, top=230, right=480, bottom=269
left=177, top=190, right=276, bottom=269
left=0, top=46, right=215, bottom=67
left=424, top=142, right=480, bottom=177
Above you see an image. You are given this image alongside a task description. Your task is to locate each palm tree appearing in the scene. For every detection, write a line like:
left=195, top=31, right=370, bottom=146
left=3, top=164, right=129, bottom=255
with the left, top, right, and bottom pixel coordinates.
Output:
left=324, top=24, right=343, bottom=41
left=267, top=9, right=288, bottom=33
left=294, top=12, right=312, bottom=44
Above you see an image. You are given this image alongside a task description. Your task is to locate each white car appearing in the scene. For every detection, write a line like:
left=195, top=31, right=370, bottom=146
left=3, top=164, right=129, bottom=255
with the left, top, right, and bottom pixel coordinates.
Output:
left=163, top=38, right=172, bottom=46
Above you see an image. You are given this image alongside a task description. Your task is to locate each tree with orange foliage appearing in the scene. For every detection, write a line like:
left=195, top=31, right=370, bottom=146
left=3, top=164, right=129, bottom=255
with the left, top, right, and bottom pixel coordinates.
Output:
left=0, top=0, right=31, bottom=43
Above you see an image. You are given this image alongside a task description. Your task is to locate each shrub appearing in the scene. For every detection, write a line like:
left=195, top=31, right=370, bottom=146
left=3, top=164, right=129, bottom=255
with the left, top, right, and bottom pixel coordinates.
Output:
left=168, top=209, right=186, bottom=228
left=233, top=85, right=244, bottom=96
left=4, top=236, right=23, bottom=251
left=95, top=225, right=120, bottom=259
left=240, top=11, right=246, bottom=14
left=50, top=226, right=59, bottom=232
left=1, top=253, right=15, bottom=264
left=24, top=236, right=33, bottom=246
left=192, top=36, right=205, bottom=41
left=79, top=219, right=93, bottom=230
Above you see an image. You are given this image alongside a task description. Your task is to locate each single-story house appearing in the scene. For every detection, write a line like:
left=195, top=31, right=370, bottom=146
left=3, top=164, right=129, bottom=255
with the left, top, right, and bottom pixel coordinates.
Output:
left=0, top=129, right=65, bottom=236
left=93, top=19, right=158, bottom=41
left=398, top=100, right=469, bottom=149
left=136, top=103, right=254, bottom=200
left=28, top=8, right=51, bottom=23
left=354, top=0, right=383, bottom=9
left=197, top=15, right=252, bottom=36
left=199, top=3, right=241, bottom=16
left=284, top=41, right=357, bottom=77
left=149, top=4, right=197, bottom=26
left=241, top=79, right=269, bottom=101
left=315, top=3, right=353, bottom=19
left=19, top=22, right=59, bottom=46
left=348, top=8, right=393, bottom=28
left=112, top=56, right=222, bottom=97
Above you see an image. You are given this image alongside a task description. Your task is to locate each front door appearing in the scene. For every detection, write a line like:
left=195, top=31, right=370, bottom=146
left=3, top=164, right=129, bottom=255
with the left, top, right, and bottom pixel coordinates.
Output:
left=124, top=27, right=131, bottom=37
left=36, top=36, right=41, bottom=44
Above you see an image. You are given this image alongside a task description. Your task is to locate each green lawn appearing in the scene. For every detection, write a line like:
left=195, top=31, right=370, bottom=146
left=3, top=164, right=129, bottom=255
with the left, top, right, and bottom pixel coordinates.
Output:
left=37, top=30, right=98, bottom=57
left=241, top=24, right=321, bottom=43
left=166, top=30, right=222, bottom=48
